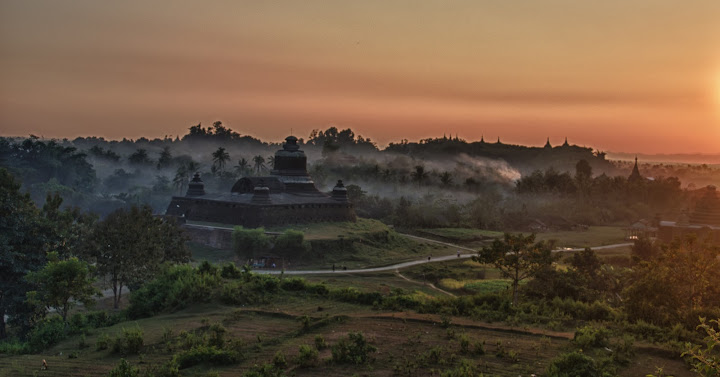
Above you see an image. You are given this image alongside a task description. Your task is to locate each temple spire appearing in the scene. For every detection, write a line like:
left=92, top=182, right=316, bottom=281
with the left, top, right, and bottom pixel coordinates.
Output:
left=629, top=156, right=642, bottom=182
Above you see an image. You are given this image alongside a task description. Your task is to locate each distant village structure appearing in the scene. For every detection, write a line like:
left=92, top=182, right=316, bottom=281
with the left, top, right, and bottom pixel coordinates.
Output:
left=166, top=136, right=356, bottom=228
left=658, top=185, right=720, bottom=243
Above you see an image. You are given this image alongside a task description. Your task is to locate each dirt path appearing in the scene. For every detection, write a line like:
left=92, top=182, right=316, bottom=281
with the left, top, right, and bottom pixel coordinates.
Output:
left=394, top=269, right=456, bottom=297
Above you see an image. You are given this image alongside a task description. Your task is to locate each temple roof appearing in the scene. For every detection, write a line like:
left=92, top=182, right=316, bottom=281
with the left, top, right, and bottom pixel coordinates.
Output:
left=628, top=156, right=642, bottom=182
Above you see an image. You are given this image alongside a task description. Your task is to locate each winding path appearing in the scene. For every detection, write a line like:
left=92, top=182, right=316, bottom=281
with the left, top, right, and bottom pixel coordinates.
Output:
left=254, top=233, right=633, bottom=275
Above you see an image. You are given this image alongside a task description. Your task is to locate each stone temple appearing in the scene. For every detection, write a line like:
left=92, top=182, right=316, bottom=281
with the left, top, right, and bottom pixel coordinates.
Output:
left=165, top=136, right=356, bottom=227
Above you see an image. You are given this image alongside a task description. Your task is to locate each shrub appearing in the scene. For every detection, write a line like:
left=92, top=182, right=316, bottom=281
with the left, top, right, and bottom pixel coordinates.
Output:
left=96, top=333, right=111, bottom=351
left=127, top=265, right=220, bottom=318
left=0, top=339, right=30, bottom=355
left=173, top=345, right=241, bottom=368
left=573, top=325, right=610, bottom=349
left=108, top=359, right=139, bottom=377
left=243, top=363, right=286, bottom=377
left=273, top=230, right=308, bottom=255
left=112, top=327, right=144, bottom=355
left=208, top=323, right=227, bottom=348
left=331, top=332, right=377, bottom=365
left=314, top=335, right=328, bottom=350
left=272, top=351, right=287, bottom=368
left=27, top=316, right=65, bottom=351
left=546, top=351, right=600, bottom=377
left=220, top=263, right=242, bottom=279
left=232, top=226, right=270, bottom=257
left=144, top=360, right=180, bottom=377
left=295, top=344, right=319, bottom=368
left=440, top=359, right=480, bottom=377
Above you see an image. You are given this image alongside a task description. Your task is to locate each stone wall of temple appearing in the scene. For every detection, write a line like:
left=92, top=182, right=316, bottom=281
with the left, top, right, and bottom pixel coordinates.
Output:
left=168, top=196, right=355, bottom=228
left=182, top=224, right=234, bottom=249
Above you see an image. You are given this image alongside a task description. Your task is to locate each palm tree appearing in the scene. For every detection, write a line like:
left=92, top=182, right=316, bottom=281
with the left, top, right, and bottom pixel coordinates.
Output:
left=411, top=165, right=428, bottom=185
left=173, top=165, right=188, bottom=193
left=211, top=147, right=230, bottom=173
left=235, top=157, right=249, bottom=176
left=440, top=171, right=453, bottom=185
left=267, top=155, right=275, bottom=170
left=253, top=155, right=265, bottom=174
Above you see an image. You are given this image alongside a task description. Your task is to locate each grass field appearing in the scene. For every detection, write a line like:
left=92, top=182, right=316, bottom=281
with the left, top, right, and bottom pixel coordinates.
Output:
left=0, top=292, right=694, bottom=377
left=418, top=228, right=504, bottom=242
left=531, top=226, right=627, bottom=248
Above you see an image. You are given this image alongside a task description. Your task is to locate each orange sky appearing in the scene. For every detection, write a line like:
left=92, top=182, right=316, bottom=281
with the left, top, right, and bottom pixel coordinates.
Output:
left=1, top=1, right=719, bottom=153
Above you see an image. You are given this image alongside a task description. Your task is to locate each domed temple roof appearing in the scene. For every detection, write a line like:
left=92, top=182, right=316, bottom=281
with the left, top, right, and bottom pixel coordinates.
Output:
left=272, top=136, right=308, bottom=176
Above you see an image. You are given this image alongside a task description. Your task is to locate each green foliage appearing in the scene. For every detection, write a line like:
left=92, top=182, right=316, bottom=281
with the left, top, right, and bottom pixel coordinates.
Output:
left=440, top=359, right=481, bottom=377
left=314, top=334, right=328, bottom=350
left=295, top=344, right=319, bottom=368
left=26, top=316, right=66, bottom=351
left=87, top=205, right=190, bottom=309
left=573, top=325, right=610, bottom=349
left=273, top=229, right=308, bottom=255
left=26, top=252, right=98, bottom=322
left=108, top=359, right=140, bottom=377
left=243, top=363, right=287, bottom=377
left=232, top=226, right=271, bottom=257
left=682, top=317, right=720, bottom=376
left=112, top=326, right=144, bottom=355
left=475, top=233, right=558, bottom=305
left=173, top=345, right=241, bottom=368
left=128, top=264, right=220, bottom=318
left=331, top=332, right=377, bottom=365
left=546, top=351, right=601, bottom=377
left=96, top=332, right=111, bottom=351
left=272, top=350, right=287, bottom=368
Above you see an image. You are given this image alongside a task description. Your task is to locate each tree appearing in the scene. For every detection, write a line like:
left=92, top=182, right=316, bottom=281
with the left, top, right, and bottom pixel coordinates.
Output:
left=211, top=147, right=230, bottom=173
left=575, top=159, right=592, bottom=181
left=26, top=252, right=98, bottom=323
left=0, top=168, right=47, bottom=338
left=128, top=149, right=152, bottom=165
left=235, top=158, right=250, bottom=176
left=474, top=233, right=557, bottom=305
left=157, top=146, right=172, bottom=169
left=439, top=171, right=453, bottom=185
left=253, top=155, right=266, bottom=174
left=85, top=205, right=190, bottom=308
left=411, top=165, right=428, bottom=185
left=267, top=155, right=275, bottom=170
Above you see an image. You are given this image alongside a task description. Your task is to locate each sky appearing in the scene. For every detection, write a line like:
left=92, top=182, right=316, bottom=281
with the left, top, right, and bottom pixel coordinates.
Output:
left=1, top=1, right=719, bottom=154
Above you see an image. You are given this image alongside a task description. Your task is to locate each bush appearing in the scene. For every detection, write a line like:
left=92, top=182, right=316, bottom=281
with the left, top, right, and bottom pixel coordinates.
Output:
left=173, top=345, right=241, bottom=368
left=108, top=359, right=139, bottom=377
left=112, top=327, right=144, bottom=355
left=273, top=230, right=308, bottom=256
left=96, top=332, right=111, bottom=351
left=331, top=332, right=377, bottom=365
left=573, top=325, right=610, bottom=349
left=27, top=316, right=65, bottom=351
left=295, top=344, right=319, bottom=368
left=128, top=265, right=220, bottom=318
left=314, top=335, right=328, bottom=350
left=232, top=226, right=270, bottom=257
left=0, top=339, right=30, bottom=355
left=546, top=351, right=600, bottom=377
left=272, top=351, right=287, bottom=368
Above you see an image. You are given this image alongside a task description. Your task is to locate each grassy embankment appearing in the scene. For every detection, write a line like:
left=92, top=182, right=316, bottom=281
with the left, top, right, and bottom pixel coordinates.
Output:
left=190, top=218, right=458, bottom=269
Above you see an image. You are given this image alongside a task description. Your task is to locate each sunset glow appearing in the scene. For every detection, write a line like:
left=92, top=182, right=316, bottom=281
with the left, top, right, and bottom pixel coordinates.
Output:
left=1, top=1, right=719, bottom=153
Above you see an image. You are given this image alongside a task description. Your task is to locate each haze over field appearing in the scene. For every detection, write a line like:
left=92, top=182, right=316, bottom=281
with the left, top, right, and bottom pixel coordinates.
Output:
left=1, top=1, right=720, bottom=154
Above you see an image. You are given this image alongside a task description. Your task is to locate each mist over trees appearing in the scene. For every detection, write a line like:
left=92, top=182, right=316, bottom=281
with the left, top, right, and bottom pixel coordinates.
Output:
left=0, top=122, right=715, bottom=232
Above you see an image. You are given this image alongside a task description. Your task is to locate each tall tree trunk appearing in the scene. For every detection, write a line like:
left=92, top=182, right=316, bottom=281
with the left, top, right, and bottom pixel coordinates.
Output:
left=0, top=308, right=7, bottom=339
left=113, top=280, right=119, bottom=309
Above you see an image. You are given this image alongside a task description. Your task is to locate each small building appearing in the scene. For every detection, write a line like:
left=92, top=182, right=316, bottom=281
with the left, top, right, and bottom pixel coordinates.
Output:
left=165, top=136, right=356, bottom=228
left=624, top=219, right=658, bottom=240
